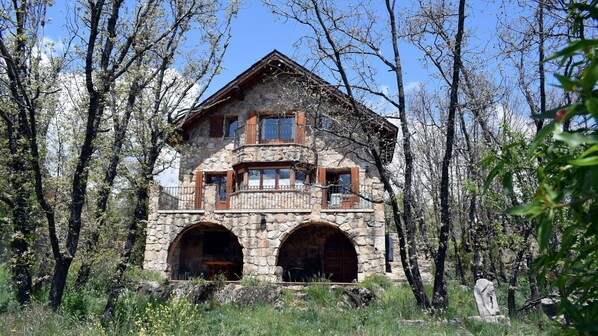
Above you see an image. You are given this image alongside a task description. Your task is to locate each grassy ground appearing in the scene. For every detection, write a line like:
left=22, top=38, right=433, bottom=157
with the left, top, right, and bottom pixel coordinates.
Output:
left=0, top=267, right=556, bottom=335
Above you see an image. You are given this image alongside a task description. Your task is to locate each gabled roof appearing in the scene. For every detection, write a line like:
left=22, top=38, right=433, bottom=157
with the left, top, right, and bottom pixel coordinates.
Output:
left=179, top=50, right=398, bottom=161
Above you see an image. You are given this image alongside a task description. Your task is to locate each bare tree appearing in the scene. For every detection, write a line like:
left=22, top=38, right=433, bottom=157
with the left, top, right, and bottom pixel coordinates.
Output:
left=266, top=0, right=433, bottom=308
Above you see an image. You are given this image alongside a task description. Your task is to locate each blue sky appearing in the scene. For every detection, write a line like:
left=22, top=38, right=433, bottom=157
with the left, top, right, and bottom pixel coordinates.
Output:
left=43, top=1, right=503, bottom=103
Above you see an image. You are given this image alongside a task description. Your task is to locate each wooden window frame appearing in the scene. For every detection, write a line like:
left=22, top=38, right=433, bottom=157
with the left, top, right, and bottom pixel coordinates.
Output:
left=235, top=164, right=309, bottom=191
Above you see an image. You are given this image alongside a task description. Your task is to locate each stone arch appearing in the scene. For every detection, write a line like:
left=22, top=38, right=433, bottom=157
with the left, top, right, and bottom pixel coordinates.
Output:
left=167, top=222, right=243, bottom=280
left=276, top=222, right=358, bottom=283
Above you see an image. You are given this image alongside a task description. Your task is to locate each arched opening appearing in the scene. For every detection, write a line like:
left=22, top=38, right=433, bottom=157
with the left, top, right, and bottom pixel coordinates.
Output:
left=277, top=224, right=358, bottom=282
left=168, top=223, right=243, bottom=280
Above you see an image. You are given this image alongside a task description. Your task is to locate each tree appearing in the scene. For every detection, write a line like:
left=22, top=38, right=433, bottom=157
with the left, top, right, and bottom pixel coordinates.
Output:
left=491, top=2, right=598, bottom=332
left=0, top=0, right=65, bottom=305
left=267, top=0, right=435, bottom=308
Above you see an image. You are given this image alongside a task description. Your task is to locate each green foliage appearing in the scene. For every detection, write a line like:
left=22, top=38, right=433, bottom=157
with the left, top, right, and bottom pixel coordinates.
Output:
left=0, top=281, right=555, bottom=335
left=211, top=271, right=228, bottom=290
left=359, top=274, right=392, bottom=291
left=124, top=266, right=166, bottom=283
left=488, top=4, right=598, bottom=333
left=0, top=263, right=13, bottom=312
left=304, top=284, right=342, bottom=306
left=240, top=275, right=265, bottom=286
left=135, top=298, right=203, bottom=336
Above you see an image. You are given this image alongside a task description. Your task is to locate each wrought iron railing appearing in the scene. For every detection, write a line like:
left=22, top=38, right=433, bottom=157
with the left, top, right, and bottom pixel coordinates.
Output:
left=231, top=185, right=311, bottom=209
left=157, top=186, right=201, bottom=210
left=156, top=184, right=374, bottom=211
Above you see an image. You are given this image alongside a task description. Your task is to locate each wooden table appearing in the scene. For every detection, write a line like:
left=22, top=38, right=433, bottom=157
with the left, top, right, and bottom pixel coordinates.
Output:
left=202, top=260, right=241, bottom=280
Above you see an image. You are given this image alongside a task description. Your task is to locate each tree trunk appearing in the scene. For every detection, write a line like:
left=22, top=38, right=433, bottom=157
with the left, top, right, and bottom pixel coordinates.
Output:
left=450, top=227, right=465, bottom=284
left=48, top=256, right=73, bottom=310
left=74, top=79, right=142, bottom=290
left=103, top=172, right=152, bottom=321
left=433, top=0, right=466, bottom=310
left=507, top=227, right=533, bottom=315
left=526, top=247, right=540, bottom=312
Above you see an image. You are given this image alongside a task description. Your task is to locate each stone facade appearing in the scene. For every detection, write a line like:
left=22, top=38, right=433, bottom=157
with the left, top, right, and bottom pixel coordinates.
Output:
left=143, top=51, right=409, bottom=282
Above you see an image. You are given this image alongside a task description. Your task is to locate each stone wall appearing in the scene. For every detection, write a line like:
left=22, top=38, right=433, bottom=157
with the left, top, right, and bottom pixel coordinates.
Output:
left=144, top=206, right=387, bottom=282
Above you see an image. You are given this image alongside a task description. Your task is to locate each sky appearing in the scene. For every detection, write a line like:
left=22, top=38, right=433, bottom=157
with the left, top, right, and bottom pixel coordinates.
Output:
left=43, top=1, right=501, bottom=101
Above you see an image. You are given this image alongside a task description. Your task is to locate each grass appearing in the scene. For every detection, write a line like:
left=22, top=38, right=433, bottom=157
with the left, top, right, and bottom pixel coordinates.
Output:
left=0, top=265, right=557, bottom=335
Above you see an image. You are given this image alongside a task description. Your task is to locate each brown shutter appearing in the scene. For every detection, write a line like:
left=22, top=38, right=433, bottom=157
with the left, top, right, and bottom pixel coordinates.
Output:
left=225, top=170, right=234, bottom=209
left=350, top=167, right=360, bottom=205
left=194, top=171, right=204, bottom=209
left=296, top=111, right=306, bottom=144
left=318, top=167, right=327, bottom=208
left=350, top=167, right=360, bottom=192
left=209, top=116, right=224, bottom=137
left=246, top=112, right=257, bottom=144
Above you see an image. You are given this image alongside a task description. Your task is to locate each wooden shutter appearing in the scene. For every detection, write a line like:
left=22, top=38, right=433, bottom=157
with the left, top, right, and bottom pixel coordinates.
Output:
left=296, top=111, right=306, bottom=144
left=225, top=170, right=234, bottom=209
left=350, top=167, right=360, bottom=205
left=194, top=171, right=204, bottom=209
left=246, top=112, right=257, bottom=144
left=209, top=116, right=224, bottom=137
left=318, top=167, right=327, bottom=208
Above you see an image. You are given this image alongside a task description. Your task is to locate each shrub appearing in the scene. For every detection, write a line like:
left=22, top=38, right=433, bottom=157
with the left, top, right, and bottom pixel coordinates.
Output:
left=136, top=298, right=202, bottom=335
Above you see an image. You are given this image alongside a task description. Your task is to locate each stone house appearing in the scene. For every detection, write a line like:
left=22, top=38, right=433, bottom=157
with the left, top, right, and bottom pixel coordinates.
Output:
left=143, top=50, right=404, bottom=283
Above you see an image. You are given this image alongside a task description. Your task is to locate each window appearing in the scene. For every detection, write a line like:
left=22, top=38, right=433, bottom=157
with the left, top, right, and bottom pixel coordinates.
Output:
left=206, top=174, right=227, bottom=202
left=244, top=168, right=295, bottom=189
left=294, top=169, right=307, bottom=187
left=319, top=116, right=333, bottom=131
left=326, top=171, right=352, bottom=194
left=260, top=116, right=294, bottom=142
left=224, top=117, right=238, bottom=138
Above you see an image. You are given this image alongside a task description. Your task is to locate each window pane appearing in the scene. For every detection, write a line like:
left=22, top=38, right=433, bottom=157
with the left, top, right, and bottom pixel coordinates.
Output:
left=225, top=118, right=238, bottom=137
left=338, top=173, right=351, bottom=193
left=218, top=177, right=227, bottom=201
left=260, top=118, right=278, bottom=141
left=279, top=117, right=294, bottom=140
left=248, top=170, right=260, bottom=188
left=294, top=170, right=306, bottom=187
left=206, top=175, right=219, bottom=185
left=262, top=169, right=276, bottom=188
left=279, top=169, right=291, bottom=187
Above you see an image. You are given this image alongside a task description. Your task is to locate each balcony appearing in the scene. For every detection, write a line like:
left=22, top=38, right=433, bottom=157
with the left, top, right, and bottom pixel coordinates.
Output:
left=155, top=184, right=375, bottom=211
left=232, top=123, right=315, bottom=165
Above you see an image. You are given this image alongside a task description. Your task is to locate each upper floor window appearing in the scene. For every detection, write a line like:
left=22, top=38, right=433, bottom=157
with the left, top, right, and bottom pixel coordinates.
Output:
left=260, top=115, right=294, bottom=143
left=225, top=117, right=238, bottom=138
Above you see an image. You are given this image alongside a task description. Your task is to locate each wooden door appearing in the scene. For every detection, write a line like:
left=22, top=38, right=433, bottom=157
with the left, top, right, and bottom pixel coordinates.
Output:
left=324, top=234, right=358, bottom=282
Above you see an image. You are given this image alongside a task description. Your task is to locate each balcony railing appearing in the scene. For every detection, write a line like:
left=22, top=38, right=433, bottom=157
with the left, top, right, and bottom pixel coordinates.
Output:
left=231, top=185, right=311, bottom=209
left=156, top=184, right=374, bottom=211
left=234, top=123, right=311, bottom=149
left=157, top=186, right=201, bottom=210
